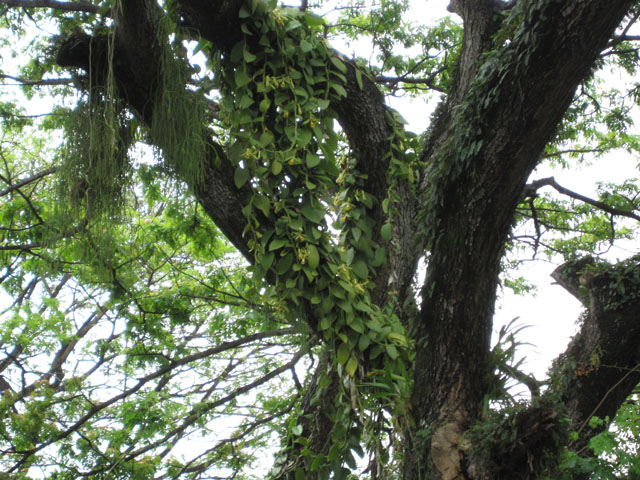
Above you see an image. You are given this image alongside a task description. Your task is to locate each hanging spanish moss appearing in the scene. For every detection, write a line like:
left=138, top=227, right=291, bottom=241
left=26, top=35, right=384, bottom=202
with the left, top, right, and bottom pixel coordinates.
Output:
left=50, top=8, right=208, bottom=280
left=149, top=14, right=208, bottom=188
left=54, top=8, right=208, bottom=221
left=55, top=26, right=133, bottom=224
left=56, top=99, right=133, bottom=218
left=47, top=23, right=134, bottom=285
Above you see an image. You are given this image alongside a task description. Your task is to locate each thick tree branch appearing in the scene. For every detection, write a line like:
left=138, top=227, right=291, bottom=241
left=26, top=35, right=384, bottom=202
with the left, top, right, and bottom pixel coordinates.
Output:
left=550, top=255, right=640, bottom=452
left=373, top=73, right=448, bottom=94
left=0, top=0, right=100, bottom=14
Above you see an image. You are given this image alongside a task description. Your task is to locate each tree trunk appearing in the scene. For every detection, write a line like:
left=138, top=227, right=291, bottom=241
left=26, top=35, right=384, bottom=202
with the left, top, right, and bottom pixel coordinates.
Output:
left=405, top=1, right=635, bottom=478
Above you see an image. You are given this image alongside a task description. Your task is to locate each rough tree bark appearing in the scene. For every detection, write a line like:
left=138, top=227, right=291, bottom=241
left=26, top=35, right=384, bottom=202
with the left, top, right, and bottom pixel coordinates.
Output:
left=42, top=0, right=640, bottom=478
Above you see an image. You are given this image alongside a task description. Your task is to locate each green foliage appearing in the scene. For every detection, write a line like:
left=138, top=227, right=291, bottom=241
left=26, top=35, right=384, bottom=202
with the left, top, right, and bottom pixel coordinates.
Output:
left=0, top=128, right=301, bottom=478
left=329, top=1, right=461, bottom=94
left=586, top=254, right=640, bottom=311
left=485, top=319, right=534, bottom=408
left=55, top=97, right=133, bottom=220
left=514, top=192, right=637, bottom=260
left=555, top=399, right=640, bottom=479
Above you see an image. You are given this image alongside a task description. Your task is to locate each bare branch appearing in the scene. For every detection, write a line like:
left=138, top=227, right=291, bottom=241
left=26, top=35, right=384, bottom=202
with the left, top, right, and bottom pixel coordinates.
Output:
left=373, top=73, right=447, bottom=94
left=525, top=176, right=640, bottom=222
left=542, top=147, right=606, bottom=159
left=0, top=73, right=73, bottom=87
left=0, top=241, right=45, bottom=251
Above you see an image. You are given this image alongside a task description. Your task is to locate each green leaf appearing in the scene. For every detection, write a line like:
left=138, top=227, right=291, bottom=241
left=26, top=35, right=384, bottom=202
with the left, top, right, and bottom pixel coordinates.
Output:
left=260, top=130, right=275, bottom=147
left=387, top=332, right=407, bottom=346
left=355, top=69, right=363, bottom=90
left=285, top=19, right=302, bottom=31
left=297, top=128, right=312, bottom=147
left=259, top=98, right=271, bottom=113
left=337, top=300, right=353, bottom=315
left=276, top=253, right=294, bottom=274
left=328, top=443, right=342, bottom=461
left=330, top=56, right=348, bottom=74
left=386, top=344, right=399, bottom=360
left=352, top=260, right=368, bottom=279
left=380, top=223, right=392, bottom=242
left=345, top=355, right=358, bottom=376
left=192, top=39, right=211, bottom=56
left=351, top=227, right=361, bottom=243
left=304, top=12, right=324, bottom=27
left=254, top=195, right=270, bottom=217
left=348, top=316, right=364, bottom=334
left=230, top=41, right=244, bottom=62
left=366, top=318, right=383, bottom=332
left=234, top=167, right=250, bottom=189
left=374, top=247, right=386, bottom=267
left=306, top=153, right=321, bottom=168
left=238, top=94, right=254, bottom=109
left=301, top=204, right=325, bottom=223
left=310, top=454, right=326, bottom=472
left=317, top=98, right=330, bottom=110
left=346, top=248, right=355, bottom=266
left=235, top=68, right=251, bottom=87
left=261, top=252, right=274, bottom=269
left=271, top=159, right=283, bottom=175
left=243, top=46, right=257, bottom=63
left=321, top=296, right=335, bottom=314
left=285, top=125, right=296, bottom=143
left=300, top=38, right=313, bottom=53
left=292, top=424, right=303, bottom=436
left=330, top=83, right=348, bottom=98
left=337, top=343, right=350, bottom=365
left=307, top=244, right=320, bottom=270
left=270, top=237, right=288, bottom=251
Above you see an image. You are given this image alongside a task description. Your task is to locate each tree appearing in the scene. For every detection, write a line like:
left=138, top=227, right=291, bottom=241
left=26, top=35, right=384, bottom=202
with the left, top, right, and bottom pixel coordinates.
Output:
left=1, top=0, right=640, bottom=478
